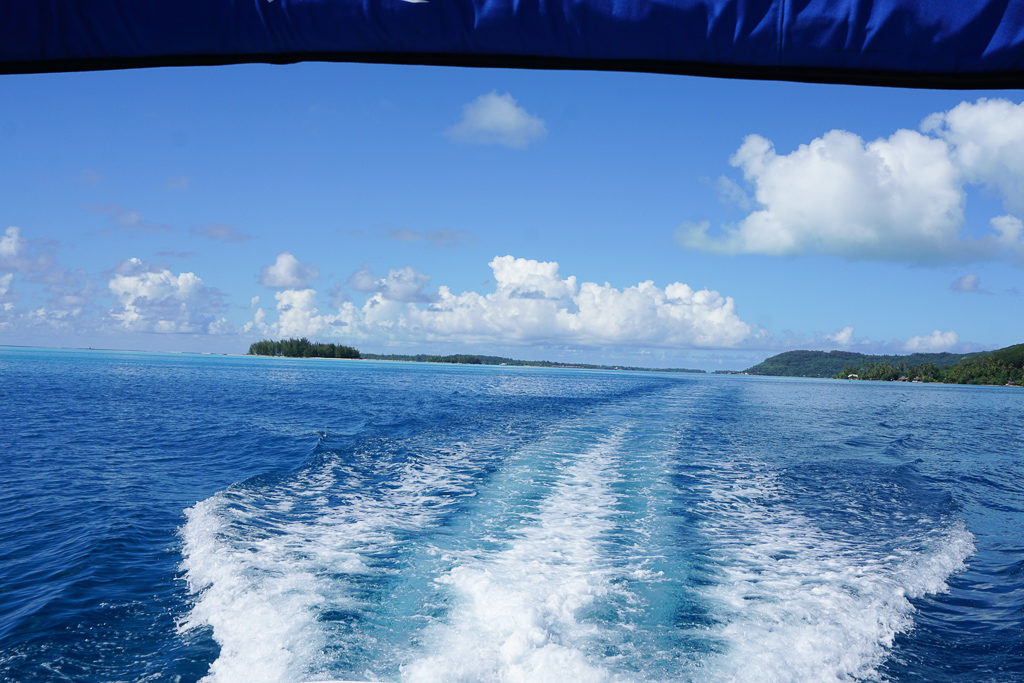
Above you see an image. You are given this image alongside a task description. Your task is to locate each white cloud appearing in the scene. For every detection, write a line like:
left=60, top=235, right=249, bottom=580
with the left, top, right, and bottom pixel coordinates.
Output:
left=245, top=288, right=340, bottom=339
left=0, top=271, right=14, bottom=327
left=446, top=92, right=546, bottom=149
left=253, top=255, right=751, bottom=349
left=904, top=329, right=959, bottom=352
left=259, top=252, right=319, bottom=289
left=25, top=306, right=80, bottom=330
left=0, top=226, right=62, bottom=279
left=1, top=226, right=25, bottom=261
left=273, top=289, right=332, bottom=337
left=347, top=266, right=376, bottom=293
left=348, top=265, right=435, bottom=303
left=489, top=255, right=577, bottom=301
left=207, top=317, right=232, bottom=334
left=716, top=175, right=752, bottom=210
left=108, top=258, right=223, bottom=333
left=951, top=273, right=981, bottom=292
left=680, top=129, right=964, bottom=260
left=827, top=325, right=856, bottom=346
left=244, top=307, right=268, bottom=335
left=923, top=98, right=1024, bottom=215
left=990, top=215, right=1024, bottom=248
left=683, top=98, right=1024, bottom=263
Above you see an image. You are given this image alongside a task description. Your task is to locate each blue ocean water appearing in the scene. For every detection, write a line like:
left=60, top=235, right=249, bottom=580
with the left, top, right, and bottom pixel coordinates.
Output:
left=0, top=347, right=1021, bottom=682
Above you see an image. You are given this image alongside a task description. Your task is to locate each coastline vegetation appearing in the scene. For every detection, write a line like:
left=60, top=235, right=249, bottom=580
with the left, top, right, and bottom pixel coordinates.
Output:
left=247, top=338, right=705, bottom=373
left=247, top=338, right=1023, bottom=385
left=744, top=350, right=969, bottom=378
left=834, top=343, right=1024, bottom=386
left=743, top=345, right=1023, bottom=386
left=248, top=338, right=360, bottom=359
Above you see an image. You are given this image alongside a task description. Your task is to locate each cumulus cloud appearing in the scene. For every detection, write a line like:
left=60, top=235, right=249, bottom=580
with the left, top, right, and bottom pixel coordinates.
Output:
left=0, top=228, right=95, bottom=327
left=245, top=288, right=340, bottom=339
left=348, top=265, right=435, bottom=303
left=253, top=255, right=751, bottom=349
left=904, top=329, right=959, bottom=352
left=108, top=258, right=224, bottom=333
left=680, top=129, right=964, bottom=260
left=827, top=325, right=856, bottom=346
left=24, top=306, right=83, bottom=331
left=0, top=226, right=57, bottom=275
left=446, top=92, right=546, bottom=149
left=259, top=252, right=319, bottom=289
left=923, top=98, right=1024, bottom=215
left=39, top=272, right=104, bottom=326
left=990, top=215, right=1024, bottom=248
left=0, top=272, right=15, bottom=326
left=0, top=226, right=25, bottom=262
left=682, top=98, right=1024, bottom=263
left=716, top=175, right=752, bottom=210
left=270, top=289, right=333, bottom=338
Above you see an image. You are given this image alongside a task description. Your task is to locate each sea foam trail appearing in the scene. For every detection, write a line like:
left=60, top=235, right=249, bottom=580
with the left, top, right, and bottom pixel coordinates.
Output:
left=401, top=431, right=629, bottom=683
left=179, top=439, right=485, bottom=683
left=698, top=464, right=975, bottom=682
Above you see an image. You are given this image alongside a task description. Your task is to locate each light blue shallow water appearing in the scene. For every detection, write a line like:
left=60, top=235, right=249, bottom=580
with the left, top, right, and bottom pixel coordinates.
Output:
left=0, top=347, right=1021, bottom=681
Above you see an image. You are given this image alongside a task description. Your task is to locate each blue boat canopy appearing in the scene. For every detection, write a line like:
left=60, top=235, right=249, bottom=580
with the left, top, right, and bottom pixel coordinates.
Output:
left=3, top=0, right=1024, bottom=88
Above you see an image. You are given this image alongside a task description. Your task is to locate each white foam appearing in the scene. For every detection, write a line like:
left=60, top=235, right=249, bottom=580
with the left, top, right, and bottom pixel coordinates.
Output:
left=401, top=432, right=628, bottom=683
left=179, top=496, right=327, bottom=682
left=698, top=466, right=975, bottom=682
left=179, top=440, right=485, bottom=683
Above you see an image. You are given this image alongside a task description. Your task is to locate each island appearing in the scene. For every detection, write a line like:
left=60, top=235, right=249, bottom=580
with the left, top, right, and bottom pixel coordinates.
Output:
left=744, top=344, right=1023, bottom=386
left=247, top=338, right=706, bottom=374
left=248, top=338, right=359, bottom=358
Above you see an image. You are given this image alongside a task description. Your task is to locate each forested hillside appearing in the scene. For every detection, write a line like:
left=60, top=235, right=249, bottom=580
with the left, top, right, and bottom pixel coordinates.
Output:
left=745, top=350, right=968, bottom=378
left=836, top=343, right=1024, bottom=385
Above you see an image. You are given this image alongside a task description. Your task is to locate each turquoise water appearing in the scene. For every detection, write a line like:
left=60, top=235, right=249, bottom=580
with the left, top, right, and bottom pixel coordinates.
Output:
left=0, top=347, right=1021, bottom=681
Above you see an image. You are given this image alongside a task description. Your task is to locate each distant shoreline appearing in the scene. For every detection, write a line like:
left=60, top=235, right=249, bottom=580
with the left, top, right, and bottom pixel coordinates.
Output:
left=1, top=344, right=710, bottom=374
left=256, top=350, right=706, bottom=374
left=743, top=345, right=1024, bottom=387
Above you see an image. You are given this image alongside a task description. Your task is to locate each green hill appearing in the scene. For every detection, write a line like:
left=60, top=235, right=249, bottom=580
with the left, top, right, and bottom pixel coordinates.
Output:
left=937, top=343, right=1024, bottom=385
left=746, top=344, right=1024, bottom=386
left=745, top=350, right=969, bottom=378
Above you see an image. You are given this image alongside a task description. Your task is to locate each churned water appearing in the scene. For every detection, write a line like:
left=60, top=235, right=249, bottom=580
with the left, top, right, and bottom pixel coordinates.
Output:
left=0, top=347, right=1021, bottom=681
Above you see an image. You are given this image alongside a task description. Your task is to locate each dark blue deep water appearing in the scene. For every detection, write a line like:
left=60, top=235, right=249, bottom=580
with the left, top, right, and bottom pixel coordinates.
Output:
left=0, top=347, right=1021, bottom=682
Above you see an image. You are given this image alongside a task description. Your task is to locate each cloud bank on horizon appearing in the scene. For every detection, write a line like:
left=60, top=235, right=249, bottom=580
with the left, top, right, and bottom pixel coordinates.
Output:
left=246, top=254, right=753, bottom=349
left=680, top=98, right=1024, bottom=263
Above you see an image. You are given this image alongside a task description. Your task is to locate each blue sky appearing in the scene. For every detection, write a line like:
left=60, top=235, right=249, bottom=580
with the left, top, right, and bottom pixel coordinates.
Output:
left=1, top=62, right=1021, bottom=369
